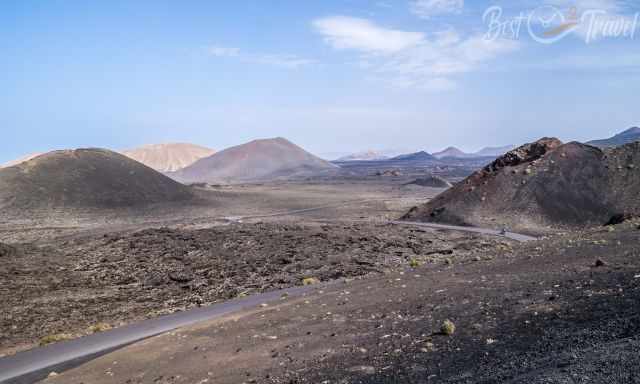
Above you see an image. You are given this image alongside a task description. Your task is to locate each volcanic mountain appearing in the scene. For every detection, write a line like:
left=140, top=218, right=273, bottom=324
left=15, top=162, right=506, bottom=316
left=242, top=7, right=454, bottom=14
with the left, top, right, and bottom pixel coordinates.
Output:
left=390, top=151, right=436, bottom=162
left=121, top=143, right=215, bottom=173
left=432, top=147, right=469, bottom=159
left=403, top=138, right=640, bottom=231
left=0, top=149, right=193, bottom=211
left=587, top=127, right=640, bottom=148
left=171, top=138, right=338, bottom=184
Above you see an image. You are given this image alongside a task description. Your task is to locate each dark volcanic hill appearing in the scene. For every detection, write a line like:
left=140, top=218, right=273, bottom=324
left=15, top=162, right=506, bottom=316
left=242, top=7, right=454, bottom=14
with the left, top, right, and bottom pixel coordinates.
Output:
left=402, top=138, right=640, bottom=231
left=587, top=127, right=640, bottom=148
left=0, top=149, right=193, bottom=211
left=171, top=138, right=338, bottom=184
left=390, top=151, right=436, bottom=162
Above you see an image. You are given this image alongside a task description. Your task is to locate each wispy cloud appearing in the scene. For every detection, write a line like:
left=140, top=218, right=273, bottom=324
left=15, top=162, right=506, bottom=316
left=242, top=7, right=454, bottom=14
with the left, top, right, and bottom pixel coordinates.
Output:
left=410, top=0, right=464, bottom=19
left=312, top=16, right=518, bottom=91
left=312, top=16, right=424, bottom=54
left=206, top=45, right=314, bottom=69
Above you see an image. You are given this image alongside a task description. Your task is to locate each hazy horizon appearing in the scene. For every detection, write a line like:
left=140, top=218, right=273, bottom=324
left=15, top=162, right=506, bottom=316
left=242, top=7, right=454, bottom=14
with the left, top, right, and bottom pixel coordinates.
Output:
left=2, top=0, right=639, bottom=163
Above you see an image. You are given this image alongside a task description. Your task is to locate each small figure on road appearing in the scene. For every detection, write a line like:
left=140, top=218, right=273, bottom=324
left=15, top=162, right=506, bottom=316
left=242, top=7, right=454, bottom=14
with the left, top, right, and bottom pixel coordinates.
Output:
left=500, top=227, right=508, bottom=235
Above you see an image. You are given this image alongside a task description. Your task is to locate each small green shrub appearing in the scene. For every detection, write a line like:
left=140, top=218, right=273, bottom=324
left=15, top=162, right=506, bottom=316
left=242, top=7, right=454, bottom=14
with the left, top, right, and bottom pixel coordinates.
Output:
left=441, top=320, right=456, bottom=336
left=40, top=333, right=73, bottom=346
left=302, top=277, right=320, bottom=286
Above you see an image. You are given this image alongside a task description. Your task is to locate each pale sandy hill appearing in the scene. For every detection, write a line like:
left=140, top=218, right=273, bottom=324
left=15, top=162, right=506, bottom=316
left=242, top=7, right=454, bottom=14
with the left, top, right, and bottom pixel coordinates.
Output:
left=121, top=143, right=215, bottom=172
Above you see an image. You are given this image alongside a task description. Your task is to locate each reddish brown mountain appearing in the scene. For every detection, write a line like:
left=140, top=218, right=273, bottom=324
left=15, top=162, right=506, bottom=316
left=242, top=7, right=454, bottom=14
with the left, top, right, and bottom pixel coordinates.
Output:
left=171, top=138, right=338, bottom=184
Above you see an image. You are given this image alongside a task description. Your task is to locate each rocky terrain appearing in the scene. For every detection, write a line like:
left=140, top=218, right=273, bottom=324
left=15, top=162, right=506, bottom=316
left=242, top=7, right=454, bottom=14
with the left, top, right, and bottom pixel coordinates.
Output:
left=0, top=148, right=193, bottom=213
left=121, top=143, right=216, bottom=173
left=403, top=138, right=640, bottom=232
left=0, top=221, right=512, bottom=356
left=44, top=218, right=640, bottom=384
left=171, top=138, right=338, bottom=184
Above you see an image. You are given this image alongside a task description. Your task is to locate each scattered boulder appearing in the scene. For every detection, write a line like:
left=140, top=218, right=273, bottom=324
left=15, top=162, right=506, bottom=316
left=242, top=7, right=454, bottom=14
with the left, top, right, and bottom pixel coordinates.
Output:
left=375, top=170, right=402, bottom=177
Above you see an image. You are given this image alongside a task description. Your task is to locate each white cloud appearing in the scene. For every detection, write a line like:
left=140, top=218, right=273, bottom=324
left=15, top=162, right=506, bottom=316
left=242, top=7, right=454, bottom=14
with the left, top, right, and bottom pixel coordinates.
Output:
left=410, top=0, right=464, bottom=19
left=312, top=16, right=424, bottom=54
left=206, top=45, right=314, bottom=69
left=312, top=16, right=518, bottom=91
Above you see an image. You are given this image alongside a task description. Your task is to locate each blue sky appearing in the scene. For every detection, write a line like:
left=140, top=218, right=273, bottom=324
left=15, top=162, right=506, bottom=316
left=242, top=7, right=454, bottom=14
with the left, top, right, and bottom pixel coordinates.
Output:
left=2, top=0, right=639, bottom=162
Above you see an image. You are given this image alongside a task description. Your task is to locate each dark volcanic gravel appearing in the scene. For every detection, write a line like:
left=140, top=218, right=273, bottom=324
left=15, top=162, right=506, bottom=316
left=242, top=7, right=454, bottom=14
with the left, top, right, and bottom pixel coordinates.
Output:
left=0, top=222, right=511, bottom=355
left=43, top=221, right=640, bottom=384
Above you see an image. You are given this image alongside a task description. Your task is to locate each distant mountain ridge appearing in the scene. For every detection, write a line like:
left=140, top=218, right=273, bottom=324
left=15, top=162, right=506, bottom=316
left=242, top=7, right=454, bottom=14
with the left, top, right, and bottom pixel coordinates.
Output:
left=390, top=151, right=437, bottom=162
left=587, top=127, right=640, bottom=148
left=432, top=147, right=469, bottom=159
left=336, top=150, right=390, bottom=162
left=473, top=145, right=516, bottom=157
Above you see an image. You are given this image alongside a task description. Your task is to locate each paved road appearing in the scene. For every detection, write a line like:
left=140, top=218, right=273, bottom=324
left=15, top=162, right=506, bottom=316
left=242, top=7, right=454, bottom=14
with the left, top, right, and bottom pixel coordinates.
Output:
left=0, top=202, right=537, bottom=384
left=391, top=221, right=538, bottom=242
left=0, top=285, right=317, bottom=384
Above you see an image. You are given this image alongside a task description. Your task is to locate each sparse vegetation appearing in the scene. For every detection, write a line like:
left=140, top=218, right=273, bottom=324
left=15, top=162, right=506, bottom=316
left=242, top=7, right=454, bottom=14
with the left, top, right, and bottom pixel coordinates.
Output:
left=302, top=277, right=320, bottom=286
left=409, top=258, right=420, bottom=268
left=39, top=333, right=73, bottom=346
left=441, top=320, right=456, bottom=336
left=88, top=322, right=112, bottom=333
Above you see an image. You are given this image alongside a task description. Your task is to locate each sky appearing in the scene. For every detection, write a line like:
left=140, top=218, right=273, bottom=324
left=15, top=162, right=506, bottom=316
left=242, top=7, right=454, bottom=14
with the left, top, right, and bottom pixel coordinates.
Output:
left=1, top=0, right=640, bottom=162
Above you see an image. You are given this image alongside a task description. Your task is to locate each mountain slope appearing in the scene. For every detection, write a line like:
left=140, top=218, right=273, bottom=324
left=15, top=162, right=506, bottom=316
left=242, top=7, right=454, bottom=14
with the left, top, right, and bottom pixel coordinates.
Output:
left=1, top=153, right=44, bottom=168
left=587, top=127, right=640, bottom=148
left=403, top=138, right=640, bottom=231
left=0, top=149, right=193, bottom=211
left=473, top=145, right=516, bottom=157
left=432, top=147, right=469, bottom=159
left=390, top=151, right=436, bottom=162
left=121, top=143, right=215, bottom=172
left=171, top=138, right=338, bottom=183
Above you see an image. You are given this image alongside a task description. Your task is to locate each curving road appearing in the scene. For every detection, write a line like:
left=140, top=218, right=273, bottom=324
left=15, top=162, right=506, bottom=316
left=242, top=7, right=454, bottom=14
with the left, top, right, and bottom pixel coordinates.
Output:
left=0, top=285, right=318, bottom=384
left=0, top=201, right=537, bottom=384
